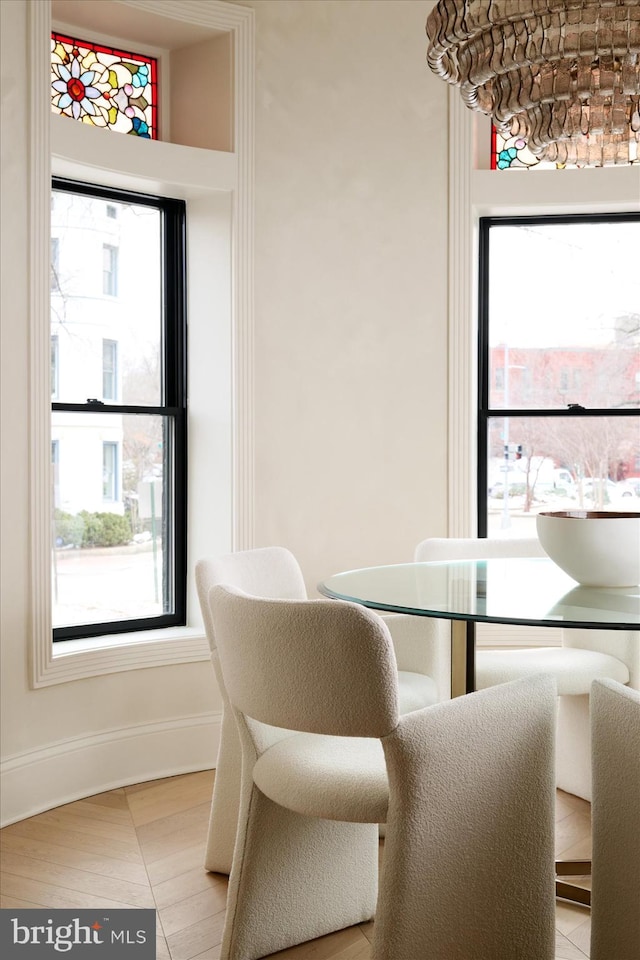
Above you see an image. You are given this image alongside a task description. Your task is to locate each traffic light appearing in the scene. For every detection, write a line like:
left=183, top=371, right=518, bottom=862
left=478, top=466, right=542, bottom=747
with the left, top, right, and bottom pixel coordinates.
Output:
left=504, top=443, right=523, bottom=461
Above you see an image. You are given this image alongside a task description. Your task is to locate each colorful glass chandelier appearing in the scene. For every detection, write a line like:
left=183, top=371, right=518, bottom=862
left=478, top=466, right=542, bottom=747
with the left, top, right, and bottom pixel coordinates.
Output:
left=426, top=0, right=640, bottom=166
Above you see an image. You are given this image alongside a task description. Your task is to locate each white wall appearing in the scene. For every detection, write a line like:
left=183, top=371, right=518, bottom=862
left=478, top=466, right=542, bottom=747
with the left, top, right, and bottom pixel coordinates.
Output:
left=0, top=0, right=449, bottom=822
left=249, top=0, right=449, bottom=591
left=1, top=0, right=222, bottom=823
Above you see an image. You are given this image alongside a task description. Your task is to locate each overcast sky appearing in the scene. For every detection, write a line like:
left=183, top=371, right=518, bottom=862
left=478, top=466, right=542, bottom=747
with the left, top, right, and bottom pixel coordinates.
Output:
left=489, top=220, right=640, bottom=348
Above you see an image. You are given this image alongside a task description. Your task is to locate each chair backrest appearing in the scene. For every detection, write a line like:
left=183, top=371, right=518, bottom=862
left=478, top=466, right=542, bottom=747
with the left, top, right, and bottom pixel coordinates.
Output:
left=208, top=584, right=400, bottom=738
left=196, top=546, right=307, bottom=653
left=590, top=679, right=640, bottom=960
left=415, top=536, right=546, bottom=562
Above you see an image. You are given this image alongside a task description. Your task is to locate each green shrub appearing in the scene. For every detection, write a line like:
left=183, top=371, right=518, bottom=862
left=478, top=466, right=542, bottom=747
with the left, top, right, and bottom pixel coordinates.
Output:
left=78, top=511, right=131, bottom=547
left=78, top=511, right=102, bottom=547
left=54, top=509, right=85, bottom=547
left=491, top=483, right=527, bottom=500
left=96, top=512, right=132, bottom=546
left=53, top=510, right=133, bottom=548
left=54, top=510, right=132, bottom=548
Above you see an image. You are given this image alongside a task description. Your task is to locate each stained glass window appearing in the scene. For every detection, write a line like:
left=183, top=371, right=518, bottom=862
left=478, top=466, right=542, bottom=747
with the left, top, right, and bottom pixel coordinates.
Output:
left=51, top=32, right=157, bottom=139
left=491, top=125, right=639, bottom=170
left=490, top=126, right=561, bottom=171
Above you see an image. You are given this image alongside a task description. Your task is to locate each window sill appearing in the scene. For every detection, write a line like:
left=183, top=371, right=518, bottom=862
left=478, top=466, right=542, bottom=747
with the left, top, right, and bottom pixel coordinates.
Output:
left=34, top=626, right=210, bottom=688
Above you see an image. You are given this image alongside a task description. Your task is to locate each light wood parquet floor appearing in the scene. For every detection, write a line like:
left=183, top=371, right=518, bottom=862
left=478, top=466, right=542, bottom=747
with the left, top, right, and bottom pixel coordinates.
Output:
left=0, top=770, right=592, bottom=959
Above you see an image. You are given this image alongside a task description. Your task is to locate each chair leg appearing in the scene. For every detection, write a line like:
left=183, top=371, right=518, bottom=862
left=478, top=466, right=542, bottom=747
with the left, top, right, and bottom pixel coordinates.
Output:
left=556, top=694, right=592, bottom=801
left=204, top=707, right=242, bottom=874
left=221, top=785, right=379, bottom=960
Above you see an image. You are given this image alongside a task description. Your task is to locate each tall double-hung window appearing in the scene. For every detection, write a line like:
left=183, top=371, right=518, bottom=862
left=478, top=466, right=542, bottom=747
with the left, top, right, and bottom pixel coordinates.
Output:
left=478, top=213, right=640, bottom=537
left=51, top=179, right=187, bottom=640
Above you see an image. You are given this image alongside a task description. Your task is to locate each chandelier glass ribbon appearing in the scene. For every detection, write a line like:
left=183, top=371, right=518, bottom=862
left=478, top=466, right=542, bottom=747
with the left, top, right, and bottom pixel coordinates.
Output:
left=426, top=0, right=640, bottom=166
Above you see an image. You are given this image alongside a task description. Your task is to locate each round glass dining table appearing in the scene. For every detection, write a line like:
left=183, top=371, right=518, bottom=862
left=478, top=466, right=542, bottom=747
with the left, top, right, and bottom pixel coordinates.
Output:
left=319, top=557, right=640, bottom=697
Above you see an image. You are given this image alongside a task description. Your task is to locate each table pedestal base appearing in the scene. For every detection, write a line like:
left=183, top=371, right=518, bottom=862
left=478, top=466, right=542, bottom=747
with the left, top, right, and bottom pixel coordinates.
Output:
left=451, top=619, right=476, bottom=697
left=555, top=859, right=591, bottom=907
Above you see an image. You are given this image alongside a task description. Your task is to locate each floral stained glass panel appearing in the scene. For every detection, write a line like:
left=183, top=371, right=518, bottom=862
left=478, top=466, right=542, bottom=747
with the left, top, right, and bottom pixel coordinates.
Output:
left=490, top=124, right=638, bottom=170
left=51, top=33, right=157, bottom=139
left=490, top=125, right=560, bottom=171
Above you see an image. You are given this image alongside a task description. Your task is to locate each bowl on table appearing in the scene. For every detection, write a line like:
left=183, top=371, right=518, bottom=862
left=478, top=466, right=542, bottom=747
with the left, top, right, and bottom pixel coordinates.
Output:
left=536, top=510, right=640, bottom=588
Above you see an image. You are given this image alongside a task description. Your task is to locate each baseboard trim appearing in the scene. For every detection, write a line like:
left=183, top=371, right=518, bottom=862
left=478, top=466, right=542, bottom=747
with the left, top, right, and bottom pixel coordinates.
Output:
left=0, top=712, right=221, bottom=827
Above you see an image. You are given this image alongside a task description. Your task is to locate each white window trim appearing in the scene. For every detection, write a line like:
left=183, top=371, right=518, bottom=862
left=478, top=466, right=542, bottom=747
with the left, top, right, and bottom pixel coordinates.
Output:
left=447, top=94, right=476, bottom=537
left=448, top=91, right=640, bottom=538
left=29, top=0, right=255, bottom=686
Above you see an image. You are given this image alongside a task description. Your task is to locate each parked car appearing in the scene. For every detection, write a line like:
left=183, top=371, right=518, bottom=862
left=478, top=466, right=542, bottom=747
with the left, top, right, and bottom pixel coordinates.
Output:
left=488, top=469, right=576, bottom=501
left=578, top=478, right=640, bottom=507
left=531, top=469, right=576, bottom=498
left=615, top=479, right=640, bottom=500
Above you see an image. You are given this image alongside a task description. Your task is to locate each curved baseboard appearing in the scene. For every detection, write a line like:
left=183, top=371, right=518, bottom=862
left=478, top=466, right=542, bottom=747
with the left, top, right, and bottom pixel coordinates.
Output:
left=0, top=712, right=221, bottom=827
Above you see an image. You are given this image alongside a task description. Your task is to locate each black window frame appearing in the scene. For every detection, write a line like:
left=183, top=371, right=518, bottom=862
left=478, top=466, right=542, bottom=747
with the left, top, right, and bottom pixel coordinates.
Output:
left=52, top=177, right=188, bottom=641
left=477, top=211, right=640, bottom=537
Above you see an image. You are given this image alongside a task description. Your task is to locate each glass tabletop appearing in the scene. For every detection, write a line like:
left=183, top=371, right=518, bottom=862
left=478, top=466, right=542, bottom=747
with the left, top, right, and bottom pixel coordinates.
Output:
left=319, top=557, right=640, bottom=629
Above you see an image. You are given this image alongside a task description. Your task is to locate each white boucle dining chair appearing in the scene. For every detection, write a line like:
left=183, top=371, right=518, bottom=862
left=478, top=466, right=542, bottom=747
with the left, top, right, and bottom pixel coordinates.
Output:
left=209, top=584, right=557, bottom=960
left=590, top=679, right=640, bottom=960
left=414, top=537, right=637, bottom=800
left=195, top=547, right=445, bottom=875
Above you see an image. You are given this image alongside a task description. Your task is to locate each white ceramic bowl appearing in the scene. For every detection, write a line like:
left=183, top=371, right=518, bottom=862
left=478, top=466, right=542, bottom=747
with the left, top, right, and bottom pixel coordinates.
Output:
left=536, top=510, right=640, bottom=587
